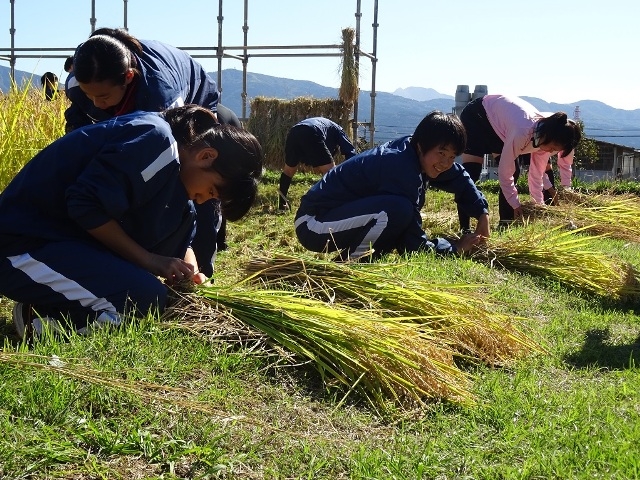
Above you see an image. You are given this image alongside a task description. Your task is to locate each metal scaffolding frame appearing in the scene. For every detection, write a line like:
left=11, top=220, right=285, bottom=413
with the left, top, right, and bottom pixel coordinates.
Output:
left=2, top=0, right=379, bottom=144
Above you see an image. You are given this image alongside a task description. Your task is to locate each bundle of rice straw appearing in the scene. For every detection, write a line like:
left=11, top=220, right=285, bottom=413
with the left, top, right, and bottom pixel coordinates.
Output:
left=338, top=27, right=358, bottom=106
left=244, top=255, right=541, bottom=366
left=198, top=285, right=472, bottom=410
left=473, top=224, right=640, bottom=300
left=521, top=190, right=640, bottom=242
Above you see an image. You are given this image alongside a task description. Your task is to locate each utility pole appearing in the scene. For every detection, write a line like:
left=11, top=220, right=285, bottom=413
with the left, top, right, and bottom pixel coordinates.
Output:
left=90, top=0, right=96, bottom=33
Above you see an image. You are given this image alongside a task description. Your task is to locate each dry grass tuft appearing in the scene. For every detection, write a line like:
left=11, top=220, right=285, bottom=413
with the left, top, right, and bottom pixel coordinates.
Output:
left=163, top=288, right=269, bottom=349
left=0, top=351, right=238, bottom=418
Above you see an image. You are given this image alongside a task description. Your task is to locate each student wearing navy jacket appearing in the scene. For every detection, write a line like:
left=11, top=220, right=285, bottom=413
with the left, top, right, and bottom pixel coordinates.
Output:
left=0, top=105, right=262, bottom=339
left=64, top=28, right=241, bottom=277
left=278, top=117, right=357, bottom=210
left=294, top=111, right=489, bottom=261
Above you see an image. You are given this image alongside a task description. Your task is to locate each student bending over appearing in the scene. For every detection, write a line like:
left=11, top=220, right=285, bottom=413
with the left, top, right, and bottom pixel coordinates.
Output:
left=0, top=105, right=262, bottom=339
left=278, top=117, right=356, bottom=210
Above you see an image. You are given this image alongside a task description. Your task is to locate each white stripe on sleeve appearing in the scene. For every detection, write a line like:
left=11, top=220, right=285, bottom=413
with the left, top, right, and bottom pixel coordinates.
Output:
left=141, top=140, right=179, bottom=182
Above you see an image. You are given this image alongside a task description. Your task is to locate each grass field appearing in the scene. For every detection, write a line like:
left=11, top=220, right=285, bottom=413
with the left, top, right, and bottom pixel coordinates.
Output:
left=1, top=90, right=639, bottom=479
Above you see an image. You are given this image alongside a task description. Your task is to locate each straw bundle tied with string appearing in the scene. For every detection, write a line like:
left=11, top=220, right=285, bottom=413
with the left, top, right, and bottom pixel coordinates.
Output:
left=520, top=190, right=640, bottom=242
left=196, top=285, right=473, bottom=411
left=472, top=224, right=640, bottom=300
left=244, top=254, right=542, bottom=367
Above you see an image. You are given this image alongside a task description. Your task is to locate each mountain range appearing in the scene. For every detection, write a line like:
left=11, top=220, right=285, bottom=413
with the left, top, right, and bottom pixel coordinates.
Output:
left=3, top=66, right=640, bottom=149
left=215, top=69, right=640, bottom=149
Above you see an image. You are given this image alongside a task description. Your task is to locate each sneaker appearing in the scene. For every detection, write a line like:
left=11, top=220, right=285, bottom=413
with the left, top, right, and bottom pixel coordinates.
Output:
left=12, top=302, right=62, bottom=340
left=32, top=316, right=64, bottom=337
left=497, top=220, right=514, bottom=231
left=12, top=302, right=33, bottom=340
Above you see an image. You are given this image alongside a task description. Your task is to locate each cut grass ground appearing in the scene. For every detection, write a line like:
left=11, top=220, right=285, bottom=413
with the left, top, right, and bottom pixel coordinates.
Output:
left=2, top=174, right=639, bottom=479
left=1, top=93, right=639, bottom=478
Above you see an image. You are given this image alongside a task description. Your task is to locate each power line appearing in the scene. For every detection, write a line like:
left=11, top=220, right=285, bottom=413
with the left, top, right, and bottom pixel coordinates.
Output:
left=585, top=127, right=640, bottom=131
left=589, top=135, right=640, bottom=138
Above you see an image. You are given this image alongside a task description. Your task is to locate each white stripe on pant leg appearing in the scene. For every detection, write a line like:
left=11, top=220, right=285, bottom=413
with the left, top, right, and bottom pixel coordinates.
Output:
left=295, top=211, right=389, bottom=259
left=8, top=253, right=121, bottom=326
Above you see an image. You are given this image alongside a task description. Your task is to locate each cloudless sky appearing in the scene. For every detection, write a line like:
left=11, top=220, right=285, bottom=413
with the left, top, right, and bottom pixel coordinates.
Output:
left=2, top=0, right=639, bottom=110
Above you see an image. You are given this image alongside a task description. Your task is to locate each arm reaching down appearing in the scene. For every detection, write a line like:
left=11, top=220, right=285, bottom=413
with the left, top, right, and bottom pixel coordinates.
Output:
left=88, top=220, right=195, bottom=281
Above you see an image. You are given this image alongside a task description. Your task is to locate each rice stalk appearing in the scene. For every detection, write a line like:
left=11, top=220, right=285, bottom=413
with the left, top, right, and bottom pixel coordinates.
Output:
left=521, top=191, right=640, bottom=242
left=198, top=285, right=474, bottom=409
left=243, top=255, right=542, bottom=365
left=473, top=224, right=640, bottom=299
left=0, top=84, right=66, bottom=189
left=163, top=288, right=270, bottom=348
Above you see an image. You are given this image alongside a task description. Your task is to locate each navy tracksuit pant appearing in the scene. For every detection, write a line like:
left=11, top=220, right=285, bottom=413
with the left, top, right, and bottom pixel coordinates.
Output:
left=0, top=215, right=193, bottom=332
left=295, top=195, right=415, bottom=260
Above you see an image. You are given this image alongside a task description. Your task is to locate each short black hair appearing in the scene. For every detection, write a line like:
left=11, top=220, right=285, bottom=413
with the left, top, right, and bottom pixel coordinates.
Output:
left=410, top=111, right=466, bottom=156
left=64, top=56, right=74, bottom=72
left=40, top=72, right=58, bottom=86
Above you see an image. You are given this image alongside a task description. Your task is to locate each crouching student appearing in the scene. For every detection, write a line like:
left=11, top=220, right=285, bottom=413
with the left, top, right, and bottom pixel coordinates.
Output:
left=278, top=117, right=357, bottom=210
left=0, top=105, right=262, bottom=339
left=294, top=111, right=489, bottom=261
left=65, top=27, right=243, bottom=276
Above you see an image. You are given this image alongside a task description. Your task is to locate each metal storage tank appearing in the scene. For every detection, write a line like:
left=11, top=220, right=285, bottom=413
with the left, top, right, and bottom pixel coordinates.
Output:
left=454, top=85, right=471, bottom=117
left=472, top=85, right=488, bottom=100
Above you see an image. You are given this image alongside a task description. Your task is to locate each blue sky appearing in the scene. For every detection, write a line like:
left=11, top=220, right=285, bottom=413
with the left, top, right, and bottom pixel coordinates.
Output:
left=2, top=0, right=639, bottom=110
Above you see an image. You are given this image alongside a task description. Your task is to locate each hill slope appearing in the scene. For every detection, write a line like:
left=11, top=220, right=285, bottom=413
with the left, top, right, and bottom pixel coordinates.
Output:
left=216, top=69, right=640, bottom=148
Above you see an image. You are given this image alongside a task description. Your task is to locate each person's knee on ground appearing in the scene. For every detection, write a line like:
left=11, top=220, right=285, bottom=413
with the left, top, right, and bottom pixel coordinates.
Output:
left=295, top=195, right=414, bottom=261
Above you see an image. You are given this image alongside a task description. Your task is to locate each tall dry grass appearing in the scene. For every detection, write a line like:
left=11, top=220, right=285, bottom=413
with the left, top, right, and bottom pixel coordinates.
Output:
left=0, top=84, right=67, bottom=189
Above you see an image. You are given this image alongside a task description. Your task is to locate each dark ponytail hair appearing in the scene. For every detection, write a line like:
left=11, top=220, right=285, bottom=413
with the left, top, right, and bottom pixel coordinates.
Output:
left=162, top=105, right=263, bottom=221
left=73, top=28, right=142, bottom=85
left=537, top=112, right=582, bottom=157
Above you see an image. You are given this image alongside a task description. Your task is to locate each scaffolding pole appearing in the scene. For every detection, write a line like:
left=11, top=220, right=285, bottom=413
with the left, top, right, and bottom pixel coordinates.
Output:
left=369, top=0, right=379, bottom=145
left=241, top=0, right=249, bottom=119
left=90, top=0, right=96, bottom=33
left=9, top=0, right=15, bottom=80
left=352, top=0, right=361, bottom=142
left=216, top=0, right=223, bottom=92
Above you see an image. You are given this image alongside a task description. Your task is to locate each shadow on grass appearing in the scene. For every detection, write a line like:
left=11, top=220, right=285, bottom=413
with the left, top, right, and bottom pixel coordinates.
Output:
left=564, top=328, right=640, bottom=370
